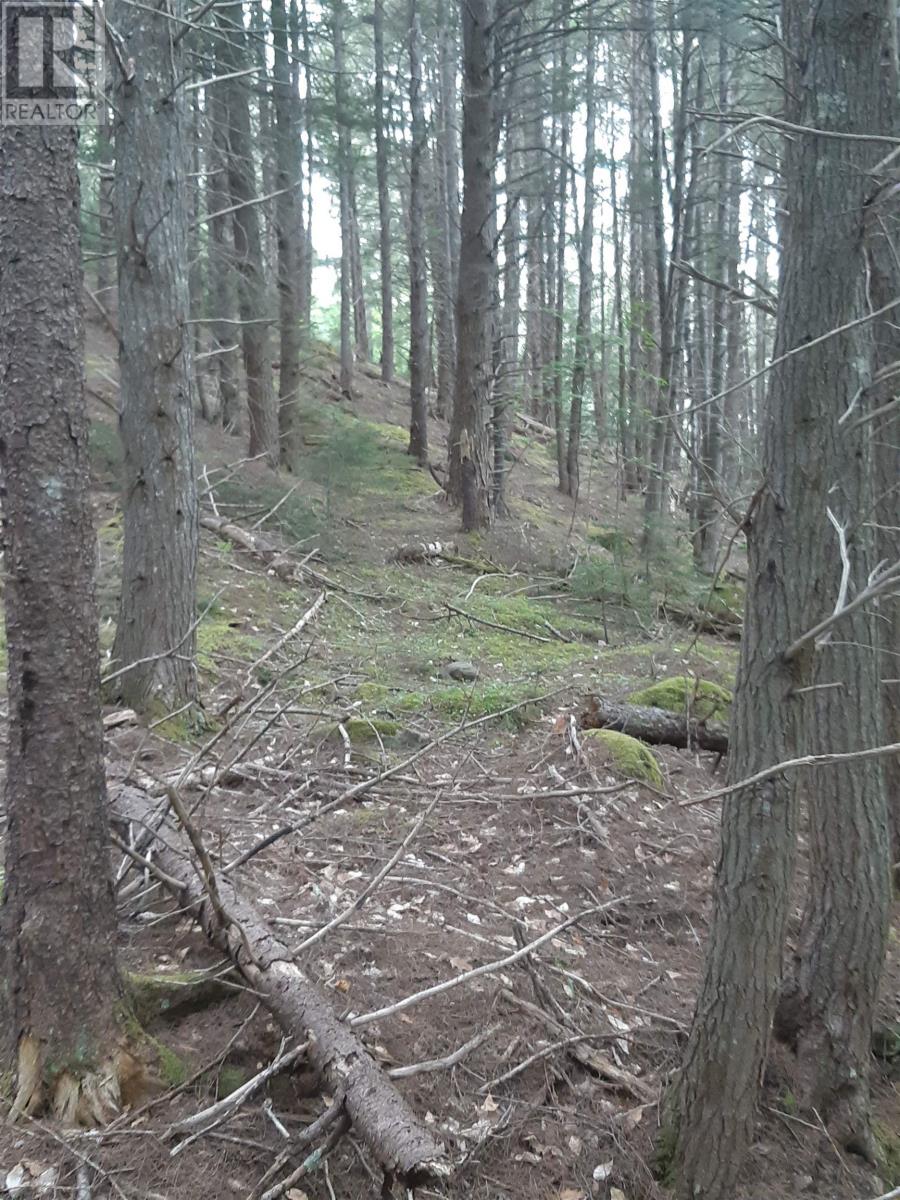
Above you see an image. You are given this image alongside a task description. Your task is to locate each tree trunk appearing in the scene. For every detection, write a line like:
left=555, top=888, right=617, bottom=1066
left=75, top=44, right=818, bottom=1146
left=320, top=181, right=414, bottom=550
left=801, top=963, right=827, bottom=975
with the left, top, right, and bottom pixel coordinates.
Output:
left=333, top=0, right=354, bottom=398
left=663, top=0, right=893, bottom=1191
left=373, top=0, right=394, bottom=382
left=348, top=165, right=370, bottom=362
left=207, top=52, right=242, bottom=433
left=0, top=120, right=125, bottom=1122
left=495, top=99, right=521, bottom=514
left=407, top=0, right=429, bottom=463
left=112, top=0, right=199, bottom=714
left=565, top=28, right=598, bottom=498
left=447, top=0, right=496, bottom=530
left=217, top=3, right=279, bottom=465
left=272, top=0, right=304, bottom=466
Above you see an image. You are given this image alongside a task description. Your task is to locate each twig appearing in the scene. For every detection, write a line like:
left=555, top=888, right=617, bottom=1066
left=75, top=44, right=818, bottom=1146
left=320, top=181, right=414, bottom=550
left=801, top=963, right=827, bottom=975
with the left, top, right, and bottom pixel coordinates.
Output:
left=250, top=1098, right=345, bottom=1200
left=479, top=1032, right=618, bottom=1093
left=259, top=1114, right=351, bottom=1200
left=242, top=590, right=326, bottom=689
left=681, top=741, right=900, bottom=807
left=293, top=795, right=440, bottom=954
left=169, top=1040, right=309, bottom=1148
left=445, top=601, right=554, bottom=643
left=783, top=558, right=900, bottom=662
left=350, top=898, right=626, bottom=1029
left=388, top=1024, right=501, bottom=1080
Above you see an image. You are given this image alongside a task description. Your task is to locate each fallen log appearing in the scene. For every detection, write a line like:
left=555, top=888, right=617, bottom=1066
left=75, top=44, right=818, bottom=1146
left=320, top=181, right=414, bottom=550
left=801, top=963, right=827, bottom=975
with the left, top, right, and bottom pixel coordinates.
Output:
left=200, top=515, right=296, bottom=582
left=580, top=695, right=729, bottom=754
left=658, top=599, right=742, bottom=641
left=111, top=782, right=449, bottom=1187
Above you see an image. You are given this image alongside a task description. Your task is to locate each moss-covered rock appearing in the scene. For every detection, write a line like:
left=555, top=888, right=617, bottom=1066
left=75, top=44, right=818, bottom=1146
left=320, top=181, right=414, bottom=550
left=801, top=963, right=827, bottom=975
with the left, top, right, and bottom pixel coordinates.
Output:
left=582, top=729, right=663, bottom=787
left=126, top=969, right=235, bottom=1027
left=629, top=675, right=733, bottom=723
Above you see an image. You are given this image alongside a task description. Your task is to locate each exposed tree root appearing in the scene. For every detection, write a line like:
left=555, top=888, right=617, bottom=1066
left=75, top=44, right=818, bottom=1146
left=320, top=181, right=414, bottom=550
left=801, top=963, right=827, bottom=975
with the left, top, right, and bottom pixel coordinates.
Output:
left=11, top=1034, right=143, bottom=1126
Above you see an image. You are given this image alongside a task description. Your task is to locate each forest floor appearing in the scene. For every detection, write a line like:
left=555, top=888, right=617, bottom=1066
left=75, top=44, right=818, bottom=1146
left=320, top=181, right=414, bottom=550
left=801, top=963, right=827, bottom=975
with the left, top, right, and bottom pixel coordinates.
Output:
left=1, top=317, right=899, bottom=1200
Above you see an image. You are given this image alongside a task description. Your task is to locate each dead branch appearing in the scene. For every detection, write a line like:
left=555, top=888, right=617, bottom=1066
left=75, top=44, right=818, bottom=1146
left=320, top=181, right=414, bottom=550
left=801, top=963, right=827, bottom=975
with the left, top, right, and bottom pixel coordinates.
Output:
left=388, top=1024, right=501, bottom=1080
left=111, top=783, right=449, bottom=1186
left=350, top=899, right=626, bottom=1029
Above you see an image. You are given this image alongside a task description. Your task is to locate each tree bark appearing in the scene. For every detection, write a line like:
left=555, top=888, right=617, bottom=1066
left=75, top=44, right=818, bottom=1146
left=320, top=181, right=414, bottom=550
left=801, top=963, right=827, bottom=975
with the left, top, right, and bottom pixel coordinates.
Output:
left=272, top=0, right=304, bottom=466
left=565, top=27, right=598, bottom=499
left=112, top=784, right=449, bottom=1184
left=447, top=0, right=496, bottom=530
left=373, top=0, right=395, bottom=382
left=407, top=0, right=429, bottom=463
left=664, top=0, right=893, bottom=1191
left=206, top=52, right=242, bottom=433
left=581, top=698, right=729, bottom=754
left=217, top=2, right=279, bottom=465
left=0, top=119, right=125, bottom=1122
left=112, top=0, right=199, bottom=713
left=333, top=0, right=354, bottom=398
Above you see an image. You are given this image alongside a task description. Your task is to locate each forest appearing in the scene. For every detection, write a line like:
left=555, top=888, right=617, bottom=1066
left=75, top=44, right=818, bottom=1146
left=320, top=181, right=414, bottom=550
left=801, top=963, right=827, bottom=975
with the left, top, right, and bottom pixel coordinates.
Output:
left=0, top=0, right=898, bottom=1195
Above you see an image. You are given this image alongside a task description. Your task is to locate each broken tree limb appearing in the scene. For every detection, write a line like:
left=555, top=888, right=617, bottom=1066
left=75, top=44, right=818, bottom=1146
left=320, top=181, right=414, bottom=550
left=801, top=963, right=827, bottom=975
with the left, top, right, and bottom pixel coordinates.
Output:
left=580, top=696, right=729, bottom=755
left=111, top=783, right=450, bottom=1187
left=199, top=515, right=296, bottom=581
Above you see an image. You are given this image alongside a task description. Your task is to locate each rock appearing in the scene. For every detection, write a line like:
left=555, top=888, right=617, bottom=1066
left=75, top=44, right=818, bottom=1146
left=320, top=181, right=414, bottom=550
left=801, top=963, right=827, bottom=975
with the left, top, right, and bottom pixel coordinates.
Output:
left=444, top=660, right=480, bottom=682
left=581, top=729, right=663, bottom=787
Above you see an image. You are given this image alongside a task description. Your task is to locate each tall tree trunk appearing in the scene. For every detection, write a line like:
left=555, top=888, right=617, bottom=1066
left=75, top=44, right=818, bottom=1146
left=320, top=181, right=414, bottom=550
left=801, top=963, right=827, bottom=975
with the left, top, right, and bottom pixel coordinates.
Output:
left=407, top=0, right=429, bottom=462
left=96, top=127, right=115, bottom=304
left=565, top=28, right=598, bottom=498
left=522, top=90, right=545, bottom=419
left=216, top=3, right=279, bottom=465
left=432, top=7, right=459, bottom=417
left=374, top=0, right=394, bottom=382
left=207, top=53, right=241, bottom=432
left=272, top=0, right=304, bottom=466
left=188, top=91, right=211, bottom=422
left=495, top=103, right=521, bottom=514
left=112, top=0, right=199, bottom=713
left=333, top=0, right=354, bottom=397
left=663, top=0, right=893, bottom=1192
left=551, top=24, right=571, bottom=494
left=348, top=165, right=370, bottom=362
left=447, top=0, right=495, bottom=530
left=299, top=0, right=315, bottom=332
left=0, top=119, right=125, bottom=1122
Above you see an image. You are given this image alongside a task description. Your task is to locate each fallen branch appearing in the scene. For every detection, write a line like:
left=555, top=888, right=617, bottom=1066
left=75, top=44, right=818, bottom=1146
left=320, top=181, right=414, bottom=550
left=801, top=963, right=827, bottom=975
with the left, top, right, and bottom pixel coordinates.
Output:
left=581, top=696, right=729, bottom=754
left=111, top=784, right=449, bottom=1186
left=350, top=898, right=625, bottom=1029
left=200, top=515, right=296, bottom=581
left=681, top=740, right=900, bottom=807
left=498, top=989, right=654, bottom=1104
left=388, top=1024, right=500, bottom=1080
left=445, top=602, right=556, bottom=644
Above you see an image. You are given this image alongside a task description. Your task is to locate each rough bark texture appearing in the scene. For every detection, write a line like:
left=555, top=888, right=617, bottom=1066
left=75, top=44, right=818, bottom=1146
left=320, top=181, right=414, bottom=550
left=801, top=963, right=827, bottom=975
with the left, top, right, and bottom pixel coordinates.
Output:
left=271, top=0, right=304, bottom=467
left=373, top=0, right=394, bottom=382
left=333, top=0, right=354, bottom=398
left=111, top=0, right=199, bottom=713
left=665, top=0, right=892, bottom=1193
left=565, top=28, right=597, bottom=498
left=447, top=0, right=495, bottom=529
left=206, top=58, right=241, bottom=433
left=217, top=6, right=279, bottom=464
left=770, top=4, right=894, bottom=1152
left=112, top=784, right=449, bottom=1184
left=0, top=120, right=124, bottom=1121
left=581, top=698, right=729, bottom=754
left=407, top=0, right=429, bottom=463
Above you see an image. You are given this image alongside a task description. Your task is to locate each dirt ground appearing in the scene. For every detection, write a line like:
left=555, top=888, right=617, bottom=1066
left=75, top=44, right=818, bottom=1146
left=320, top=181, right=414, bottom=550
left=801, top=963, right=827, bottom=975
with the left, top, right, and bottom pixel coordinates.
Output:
left=0, top=318, right=897, bottom=1200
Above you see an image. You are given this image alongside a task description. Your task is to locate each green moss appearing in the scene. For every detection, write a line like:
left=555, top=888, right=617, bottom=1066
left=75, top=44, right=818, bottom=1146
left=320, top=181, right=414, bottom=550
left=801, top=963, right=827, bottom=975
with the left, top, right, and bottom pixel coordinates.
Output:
left=629, top=675, right=733, bottom=723
left=653, top=1118, right=679, bottom=1187
left=337, top=717, right=400, bottom=742
left=780, top=1089, right=799, bottom=1115
left=196, top=610, right=263, bottom=669
left=582, top=729, right=663, bottom=787
left=586, top=525, right=627, bottom=554
left=116, top=1002, right=188, bottom=1088
left=874, top=1120, right=900, bottom=1185
left=126, top=970, right=233, bottom=1026
left=395, top=681, right=544, bottom=727
left=217, top=1065, right=247, bottom=1097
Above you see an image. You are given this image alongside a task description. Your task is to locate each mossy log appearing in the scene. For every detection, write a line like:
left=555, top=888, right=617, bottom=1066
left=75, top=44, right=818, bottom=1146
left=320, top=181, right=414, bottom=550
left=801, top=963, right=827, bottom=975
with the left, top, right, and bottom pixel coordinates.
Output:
left=581, top=695, right=729, bottom=754
left=111, top=783, right=449, bottom=1187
